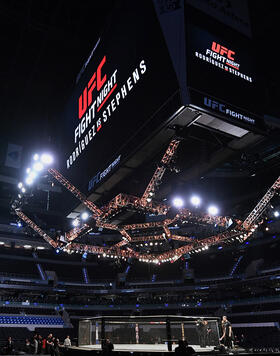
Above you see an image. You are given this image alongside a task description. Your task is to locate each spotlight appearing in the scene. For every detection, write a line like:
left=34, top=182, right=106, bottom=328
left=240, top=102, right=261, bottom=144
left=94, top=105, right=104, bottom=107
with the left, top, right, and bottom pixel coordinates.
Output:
left=208, top=205, right=219, bottom=215
left=17, top=221, right=22, bottom=227
left=33, top=153, right=39, bottom=161
left=146, top=197, right=152, bottom=203
left=81, top=212, right=89, bottom=221
left=18, top=194, right=22, bottom=199
left=173, top=197, right=184, bottom=208
left=25, top=176, right=34, bottom=185
left=41, top=153, right=53, bottom=165
left=21, top=187, right=26, bottom=193
left=33, top=162, right=44, bottom=172
left=190, top=195, right=201, bottom=207
left=18, top=182, right=23, bottom=189
left=55, top=248, right=60, bottom=254
left=29, top=171, right=37, bottom=179
left=26, top=168, right=31, bottom=174
left=82, top=252, right=87, bottom=259
left=72, top=219, right=79, bottom=227
left=265, top=227, right=269, bottom=231
left=274, top=211, right=280, bottom=218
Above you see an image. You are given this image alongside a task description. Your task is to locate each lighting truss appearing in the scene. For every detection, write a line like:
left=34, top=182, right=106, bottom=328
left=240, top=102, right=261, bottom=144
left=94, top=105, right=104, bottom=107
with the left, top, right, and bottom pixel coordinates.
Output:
left=14, top=138, right=280, bottom=263
left=15, top=210, right=58, bottom=248
left=242, top=176, right=280, bottom=230
left=140, top=138, right=181, bottom=206
left=65, top=224, right=92, bottom=242
left=48, top=168, right=103, bottom=218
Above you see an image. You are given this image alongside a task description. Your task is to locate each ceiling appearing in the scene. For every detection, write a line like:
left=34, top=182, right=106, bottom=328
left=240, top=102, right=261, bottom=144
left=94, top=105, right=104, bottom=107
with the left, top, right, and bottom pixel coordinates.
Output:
left=0, top=0, right=280, bottom=238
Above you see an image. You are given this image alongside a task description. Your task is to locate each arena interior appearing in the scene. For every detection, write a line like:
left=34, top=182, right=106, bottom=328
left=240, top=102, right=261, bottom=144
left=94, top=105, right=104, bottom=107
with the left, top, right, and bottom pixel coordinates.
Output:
left=1, top=1, right=280, bottom=355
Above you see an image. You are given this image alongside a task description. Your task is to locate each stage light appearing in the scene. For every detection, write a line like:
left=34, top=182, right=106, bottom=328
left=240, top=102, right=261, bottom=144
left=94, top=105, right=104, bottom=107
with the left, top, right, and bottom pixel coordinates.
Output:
left=25, top=176, right=34, bottom=185
left=274, top=211, right=279, bottom=218
left=33, top=162, right=44, bottom=172
left=21, top=187, right=26, bottom=193
left=17, top=221, right=22, bottom=227
left=82, top=252, right=87, bottom=259
left=146, top=197, right=152, bottom=203
left=26, top=168, right=31, bottom=174
left=265, top=227, right=269, bottom=231
left=33, top=153, right=39, bottom=161
left=18, top=194, right=22, bottom=199
left=173, top=197, right=184, bottom=208
left=41, top=153, right=53, bottom=165
left=208, top=205, right=218, bottom=215
left=24, top=245, right=32, bottom=249
left=28, top=171, right=37, bottom=181
left=55, top=248, right=60, bottom=254
left=81, top=212, right=89, bottom=221
left=72, top=219, right=79, bottom=227
left=18, top=182, right=23, bottom=189
left=190, top=195, right=201, bottom=207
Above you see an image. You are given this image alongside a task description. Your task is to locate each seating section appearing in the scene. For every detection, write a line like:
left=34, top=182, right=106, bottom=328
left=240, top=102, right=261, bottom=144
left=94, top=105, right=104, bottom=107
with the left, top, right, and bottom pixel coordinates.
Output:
left=0, top=307, right=56, bottom=315
left=86, top=261, right=120, bottom=282
left=0, top=258, right=38, bottom=278
left=41, top=263, right=82, bottom=282
left=0, top=315, right=64, bottom=326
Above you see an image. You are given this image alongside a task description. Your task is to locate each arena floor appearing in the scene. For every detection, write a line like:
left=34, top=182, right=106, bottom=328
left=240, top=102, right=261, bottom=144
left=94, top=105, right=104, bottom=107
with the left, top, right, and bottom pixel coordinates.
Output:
left=76, top=344, right=216, bottom=352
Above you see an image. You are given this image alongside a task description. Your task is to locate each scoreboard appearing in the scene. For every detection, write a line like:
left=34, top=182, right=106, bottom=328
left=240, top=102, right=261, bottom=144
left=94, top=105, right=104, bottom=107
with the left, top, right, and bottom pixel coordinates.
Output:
left=61, top=1, right=179, bottom=195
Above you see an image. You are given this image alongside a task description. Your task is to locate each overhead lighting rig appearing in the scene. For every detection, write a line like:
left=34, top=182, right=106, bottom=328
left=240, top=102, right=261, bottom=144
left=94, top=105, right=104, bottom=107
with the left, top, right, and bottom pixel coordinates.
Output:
left=13, top=138, right=280, bottom=263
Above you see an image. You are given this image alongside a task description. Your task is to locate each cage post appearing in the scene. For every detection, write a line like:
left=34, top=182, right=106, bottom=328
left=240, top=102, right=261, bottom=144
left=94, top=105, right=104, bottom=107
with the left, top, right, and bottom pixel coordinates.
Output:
left=181, top=322, right=185, bottom=341
left=166, top=317, right=172, bottom=351
left=135, top=323, right=139, bottom=344
left=101, top=317, right=105, bottom=349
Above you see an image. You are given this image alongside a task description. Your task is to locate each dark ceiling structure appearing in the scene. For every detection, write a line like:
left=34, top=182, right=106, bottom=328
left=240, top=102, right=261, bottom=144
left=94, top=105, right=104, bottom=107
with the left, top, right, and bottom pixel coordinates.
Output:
left=1, top=0, right=280, bottom=247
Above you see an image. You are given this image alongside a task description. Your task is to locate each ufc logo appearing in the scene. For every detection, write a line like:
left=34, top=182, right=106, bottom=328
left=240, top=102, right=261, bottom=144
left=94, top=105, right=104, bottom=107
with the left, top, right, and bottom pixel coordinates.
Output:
left=211, top=42, right=235, bottom=60
left=204, top=97, right=225, bottom=113
left=78, top=56, right=107, bottom=119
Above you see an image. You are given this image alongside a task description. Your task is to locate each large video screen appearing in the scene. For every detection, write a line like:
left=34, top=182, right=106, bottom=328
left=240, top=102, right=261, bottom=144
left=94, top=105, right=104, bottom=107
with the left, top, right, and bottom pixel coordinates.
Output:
left=185, top=5, right=264, bottom=131
left=61, top=2, right=179, bottom=194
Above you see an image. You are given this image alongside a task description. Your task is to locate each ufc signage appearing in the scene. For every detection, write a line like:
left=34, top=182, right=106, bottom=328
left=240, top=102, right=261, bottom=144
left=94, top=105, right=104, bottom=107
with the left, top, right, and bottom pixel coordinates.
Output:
left=204, top=97, right=225, bottom=113
left=211, top=42, right=235, bottom=60
left=194, top=36, right=252, bottom=82
left=203, top=96, right=255, bottom=125
left=78, top=56, right=107, bottom=119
